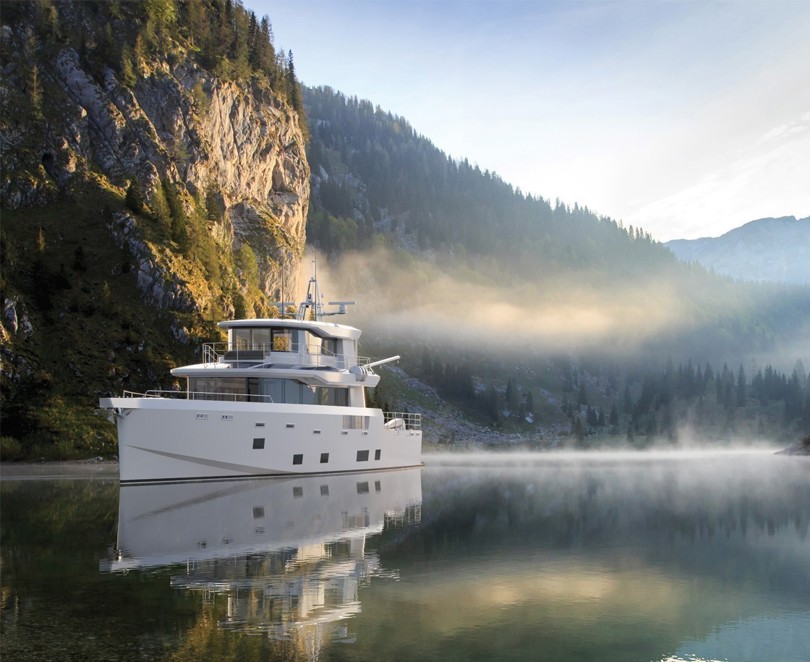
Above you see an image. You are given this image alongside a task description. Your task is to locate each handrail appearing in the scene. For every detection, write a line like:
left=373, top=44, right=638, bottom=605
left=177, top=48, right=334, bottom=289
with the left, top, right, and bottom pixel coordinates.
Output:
left=121, top=389, right=276, bottom=403
left=200, top=341, right=370, bottom=370
left=383, top=411, right=422, bottom=431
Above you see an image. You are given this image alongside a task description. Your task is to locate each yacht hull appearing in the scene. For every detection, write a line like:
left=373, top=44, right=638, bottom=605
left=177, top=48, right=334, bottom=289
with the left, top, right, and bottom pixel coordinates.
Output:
left=99, top=397, right=422, bottom=483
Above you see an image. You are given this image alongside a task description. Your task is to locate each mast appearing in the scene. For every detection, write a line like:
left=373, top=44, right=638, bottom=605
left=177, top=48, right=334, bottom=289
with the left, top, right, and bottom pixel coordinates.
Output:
left=295, top=258, right=355, bottom=321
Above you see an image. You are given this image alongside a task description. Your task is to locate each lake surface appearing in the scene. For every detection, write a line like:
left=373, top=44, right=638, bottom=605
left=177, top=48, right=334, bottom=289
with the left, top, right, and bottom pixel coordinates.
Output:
left=2, top=450, right=808, bottom=661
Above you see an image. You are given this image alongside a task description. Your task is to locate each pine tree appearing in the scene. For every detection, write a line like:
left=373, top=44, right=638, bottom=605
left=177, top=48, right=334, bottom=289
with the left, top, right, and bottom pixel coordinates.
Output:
left=609, top=404, right=619, bottom=427
left=623, top=384, right=633, bottom=414
left=736, top=365, right=747, bottom=407
left=125, top=179, right=145, bottom=214
left=505, top=378, right=519, bottom=412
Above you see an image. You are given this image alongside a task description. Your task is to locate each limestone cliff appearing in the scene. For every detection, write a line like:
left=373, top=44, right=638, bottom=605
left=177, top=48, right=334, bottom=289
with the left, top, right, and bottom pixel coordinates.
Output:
left=1, top=1, right=309, bottom=322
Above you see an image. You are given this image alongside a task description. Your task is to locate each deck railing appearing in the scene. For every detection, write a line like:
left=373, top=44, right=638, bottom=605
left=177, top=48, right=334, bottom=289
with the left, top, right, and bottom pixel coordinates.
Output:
left=123, top=389, right=276, bottom=403
left=383, top=411, right=422, bottom=431
left=201, top=342, right=370, bottom=370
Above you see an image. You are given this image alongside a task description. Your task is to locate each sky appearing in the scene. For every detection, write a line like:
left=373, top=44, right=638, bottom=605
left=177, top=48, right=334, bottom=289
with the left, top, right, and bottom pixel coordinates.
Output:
left=245, top=0, right=810, bottom=242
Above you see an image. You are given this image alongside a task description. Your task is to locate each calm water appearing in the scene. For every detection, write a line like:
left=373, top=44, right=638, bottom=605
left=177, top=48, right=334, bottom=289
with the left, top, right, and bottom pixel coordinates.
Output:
left=1, top=450, right=808, bottom=661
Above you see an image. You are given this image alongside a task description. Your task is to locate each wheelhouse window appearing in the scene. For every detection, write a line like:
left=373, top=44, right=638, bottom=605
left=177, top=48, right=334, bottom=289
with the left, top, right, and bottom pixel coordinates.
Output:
left=305, top=331, right=323, bottom=354
left=252, top=328, right=270, bottom=351
left=230, top=327, right=295, bottom=353
left=271, top=328, right=297, bottom=352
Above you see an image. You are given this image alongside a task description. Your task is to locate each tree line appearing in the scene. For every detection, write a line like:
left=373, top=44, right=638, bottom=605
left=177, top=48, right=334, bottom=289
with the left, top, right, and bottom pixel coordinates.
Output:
left=409, top=348, right=809, bottom=444
left=3, top=0, right=306, bottom=133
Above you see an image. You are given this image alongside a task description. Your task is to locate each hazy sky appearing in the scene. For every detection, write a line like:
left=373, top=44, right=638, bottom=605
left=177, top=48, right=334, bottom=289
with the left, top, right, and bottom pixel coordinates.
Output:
left=246, top=0, right=810, bottom=241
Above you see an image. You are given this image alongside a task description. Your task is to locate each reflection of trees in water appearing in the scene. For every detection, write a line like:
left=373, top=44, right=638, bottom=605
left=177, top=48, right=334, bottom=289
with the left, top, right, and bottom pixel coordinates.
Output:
left=388, top=459, right=809, bottom=588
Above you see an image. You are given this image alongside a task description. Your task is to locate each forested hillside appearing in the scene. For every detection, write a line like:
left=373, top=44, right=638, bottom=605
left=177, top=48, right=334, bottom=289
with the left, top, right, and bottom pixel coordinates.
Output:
left=303, top=86, right=810, bottom=443
left=305, top=87, right=668, bottom=275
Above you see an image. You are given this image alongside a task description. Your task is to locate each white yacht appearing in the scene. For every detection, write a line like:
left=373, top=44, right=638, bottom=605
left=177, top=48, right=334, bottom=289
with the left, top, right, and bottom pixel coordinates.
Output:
left=99, top=274, right=422, bottom=482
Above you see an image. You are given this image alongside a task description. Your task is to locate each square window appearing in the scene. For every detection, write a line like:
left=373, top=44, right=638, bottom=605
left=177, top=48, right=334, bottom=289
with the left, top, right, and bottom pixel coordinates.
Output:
left=293, top=486, right=303, bottom=498
left=374, top=449, right=381, bottom=461
left=320, top=485, right=329, bottom=496
left=320, top=452, right=329, bottom=464
left=253, top=437, right=265, bottom=450
left=293, top=453, right=303, bottom=465
left=356, top=481, right=370, bottom=494
left=253, top=507, right=265, bottom=519
left=356, top=450, right=369, bottom=462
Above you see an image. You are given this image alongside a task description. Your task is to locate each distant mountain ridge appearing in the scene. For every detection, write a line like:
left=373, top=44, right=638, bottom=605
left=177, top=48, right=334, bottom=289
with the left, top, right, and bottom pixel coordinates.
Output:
left=666, top=216, right=810, bottom=284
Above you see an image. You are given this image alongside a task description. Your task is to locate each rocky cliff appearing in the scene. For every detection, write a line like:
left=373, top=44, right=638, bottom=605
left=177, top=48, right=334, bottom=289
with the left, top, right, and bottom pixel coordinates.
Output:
left=0, top=1, right=310, bottom=457
left=1, top=1, right=309, bottom=318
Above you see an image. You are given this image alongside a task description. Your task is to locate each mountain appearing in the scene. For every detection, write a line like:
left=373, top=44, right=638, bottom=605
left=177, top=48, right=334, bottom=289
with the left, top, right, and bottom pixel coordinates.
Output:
left=666, top=217, right=810, bottom=284
left=0, top=0, right=309, bottom=457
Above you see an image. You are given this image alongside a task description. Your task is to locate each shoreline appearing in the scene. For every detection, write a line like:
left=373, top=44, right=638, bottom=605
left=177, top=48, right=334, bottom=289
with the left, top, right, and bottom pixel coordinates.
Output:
left=1, top=460, right=119, bottom=481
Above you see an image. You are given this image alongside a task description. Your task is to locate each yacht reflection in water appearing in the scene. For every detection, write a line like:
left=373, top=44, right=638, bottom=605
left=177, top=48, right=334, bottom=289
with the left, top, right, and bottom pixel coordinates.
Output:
left=101, top=468, right=422, bottom=644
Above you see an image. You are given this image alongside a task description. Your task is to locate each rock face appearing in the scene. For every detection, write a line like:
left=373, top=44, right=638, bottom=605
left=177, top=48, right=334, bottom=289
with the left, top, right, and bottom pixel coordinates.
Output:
left=0, top=4, right=309, bottom=313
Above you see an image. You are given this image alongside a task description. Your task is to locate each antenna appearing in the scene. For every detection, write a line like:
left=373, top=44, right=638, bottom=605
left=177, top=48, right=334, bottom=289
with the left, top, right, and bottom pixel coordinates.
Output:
left=323, top=300, right=355, bottom=316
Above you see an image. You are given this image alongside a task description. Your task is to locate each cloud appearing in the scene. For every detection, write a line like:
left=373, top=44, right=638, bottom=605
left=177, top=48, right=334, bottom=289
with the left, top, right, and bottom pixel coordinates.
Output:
left=626, top=118, right=810, bottom=241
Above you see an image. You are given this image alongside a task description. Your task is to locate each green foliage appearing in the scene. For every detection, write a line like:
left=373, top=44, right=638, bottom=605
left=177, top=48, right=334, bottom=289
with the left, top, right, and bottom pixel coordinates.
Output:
left=191, top=78, right=211, bottom=115
left=0, top=436, right=24, bottom=461
left=125, top=179, right=145, bottom=214
left=235, top=243, right=260, bottom=290
left=1, top=192, right=195, bottom=461
left=307, top=208, right=360, bottom=255
left=1, top=0, right=305, bottom=133
left=149, top=181, right=173, bottom=235
left=162, top=178, right=190, bottom=249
